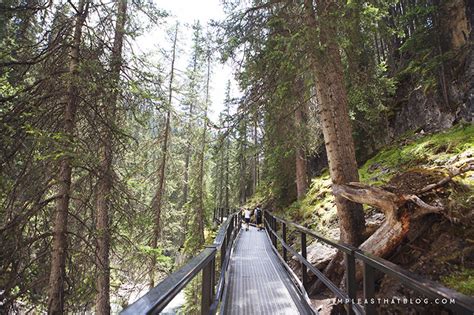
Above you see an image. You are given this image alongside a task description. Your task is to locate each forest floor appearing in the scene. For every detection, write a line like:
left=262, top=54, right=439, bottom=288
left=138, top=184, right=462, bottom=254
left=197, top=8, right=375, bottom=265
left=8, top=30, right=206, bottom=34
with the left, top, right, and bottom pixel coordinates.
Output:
left=254, top=123, right=474, bottom=314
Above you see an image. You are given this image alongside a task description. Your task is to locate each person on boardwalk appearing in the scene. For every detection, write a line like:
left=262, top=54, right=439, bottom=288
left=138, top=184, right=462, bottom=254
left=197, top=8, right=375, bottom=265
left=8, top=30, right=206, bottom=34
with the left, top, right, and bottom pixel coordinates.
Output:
left=254, top=205, right=263, bottom=231
left=243, top=208, right=252, bottom=231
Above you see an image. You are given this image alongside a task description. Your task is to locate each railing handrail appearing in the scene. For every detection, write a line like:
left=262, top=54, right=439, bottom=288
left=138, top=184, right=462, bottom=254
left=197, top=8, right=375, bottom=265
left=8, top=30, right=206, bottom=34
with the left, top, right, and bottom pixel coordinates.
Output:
left=271, top=212, right=353, bottom=253
left=120, top=247, right=216, bottom=315
left=213, top=213, right=235, bottom=248
left=120, top=212, right=240, bottom=315
left=264, top=211, right=474, bottom=315
left=353, top=250, right=474, bottom=314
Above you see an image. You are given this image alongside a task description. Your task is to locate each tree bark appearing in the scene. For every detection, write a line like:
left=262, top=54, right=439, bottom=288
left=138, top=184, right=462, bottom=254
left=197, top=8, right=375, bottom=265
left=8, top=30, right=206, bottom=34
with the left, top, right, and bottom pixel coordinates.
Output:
left=94, top=0, right=127, bottom=313
left=295, top=104, right=308, bottom=200
left=182, top=50, right=198, bottom=209
left=224, top=116, right=230, bottom=210
left=149, top=23, right=178, bottom=289
left=238, top=110, right=247, bottom=205
left=218, top=138, right=225, bottom=209
left=304, top=0, right=365, bottom=246
left=252, top=112, right=259, bottom=194
left=48, top=0, right=88, bottom=313
left=195, top=52, right=211, bottom=245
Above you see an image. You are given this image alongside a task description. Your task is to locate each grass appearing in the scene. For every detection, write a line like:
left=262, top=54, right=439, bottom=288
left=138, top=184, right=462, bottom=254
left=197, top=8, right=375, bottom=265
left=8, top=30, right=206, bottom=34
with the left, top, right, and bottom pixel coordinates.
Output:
left=441, top=268, right=474, bottom=295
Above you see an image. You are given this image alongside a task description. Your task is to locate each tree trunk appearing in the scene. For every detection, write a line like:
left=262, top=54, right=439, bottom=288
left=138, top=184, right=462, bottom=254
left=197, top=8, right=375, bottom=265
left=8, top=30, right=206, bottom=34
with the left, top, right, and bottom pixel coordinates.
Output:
left=238, top=110, right=247, bottom=205
left=48, top=0, right=88, bottom=313
left=304, top=0, right=365, bottom=246
left=149, top=23, right=178, bottom=289
left=252, top=111, right=258, bottom=194
left=224, top=131, right=230, bottom=210
left=195, top=52, right=211, bottom=245
left=182, top=55, right=198, bottom=209
left=183, top=128, right=191, bottom=206
left=295, top=105, right=308, bottom=200
left=95, top=0, right=127, bottom=313
left=218, top=141, right=225, bottom=208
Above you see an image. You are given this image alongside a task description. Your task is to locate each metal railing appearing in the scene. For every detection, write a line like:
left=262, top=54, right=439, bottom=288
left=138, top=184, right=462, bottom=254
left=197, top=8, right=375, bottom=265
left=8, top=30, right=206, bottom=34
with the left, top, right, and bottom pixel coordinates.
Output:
left=120, top=212, right=241, bottom=315
left=264, top=211, right=474, bottom=315
left=213, top=207, right=235, bottom=224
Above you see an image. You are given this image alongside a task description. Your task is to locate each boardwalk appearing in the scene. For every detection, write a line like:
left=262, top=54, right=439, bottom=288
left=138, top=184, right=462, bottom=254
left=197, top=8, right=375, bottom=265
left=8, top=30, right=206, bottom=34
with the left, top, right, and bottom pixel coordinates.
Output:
left=222, top=226, right=314, bottom=315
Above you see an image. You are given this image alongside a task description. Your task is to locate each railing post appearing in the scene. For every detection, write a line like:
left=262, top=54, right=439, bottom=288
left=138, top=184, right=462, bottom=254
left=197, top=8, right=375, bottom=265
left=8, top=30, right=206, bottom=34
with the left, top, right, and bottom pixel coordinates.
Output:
left=282, top=222, right=287, bottom=261
left=201, top=256, right=215, bottom=315
left=268, top=215, right=272, bottom=240
left=274, top=218, right=278, bottom=250
left=238, top=212, right=242, bottom=230
left=363, top=262, right=376, bottom=315
left=272, top=217, right=277, bottom=248
left=270, top=215, right=273, bottom=241
left=220, top=208, right=223, bottom=223
left=232, top=214, right=235, bottom=233
left=227, top=219, right=232, bottom=241
left=220, top=236, right=226, bottom=270
left=344, top=251, right=357, bottom=315
left=301, top=232, right=307, bottom=290
left=263, top=211, right=267, bottom=230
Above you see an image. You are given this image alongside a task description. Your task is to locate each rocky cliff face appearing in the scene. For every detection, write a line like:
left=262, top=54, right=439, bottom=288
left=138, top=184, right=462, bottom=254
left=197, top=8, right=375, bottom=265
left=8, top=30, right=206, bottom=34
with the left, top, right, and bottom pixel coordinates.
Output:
left=394, top=1, right=471, bottom=122
left=383, top=0, right=473, bottom=148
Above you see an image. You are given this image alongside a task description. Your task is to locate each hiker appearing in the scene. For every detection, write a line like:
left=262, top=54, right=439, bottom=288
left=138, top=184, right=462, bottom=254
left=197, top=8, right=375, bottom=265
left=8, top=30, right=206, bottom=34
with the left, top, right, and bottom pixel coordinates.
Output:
left=254, top=205, right=263, bottom=231
left=243, top=208, right=252, bottom=231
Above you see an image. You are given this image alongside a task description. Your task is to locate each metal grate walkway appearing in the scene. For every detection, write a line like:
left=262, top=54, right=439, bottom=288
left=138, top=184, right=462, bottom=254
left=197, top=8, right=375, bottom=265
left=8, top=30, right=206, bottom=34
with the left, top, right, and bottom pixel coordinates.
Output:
left=222, top=226, right=314, bottom=315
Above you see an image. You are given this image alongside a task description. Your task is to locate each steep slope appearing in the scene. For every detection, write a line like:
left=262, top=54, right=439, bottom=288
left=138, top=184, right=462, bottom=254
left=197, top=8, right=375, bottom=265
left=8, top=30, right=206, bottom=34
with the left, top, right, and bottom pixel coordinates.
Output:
left=266, top=124, right=473, bottom=304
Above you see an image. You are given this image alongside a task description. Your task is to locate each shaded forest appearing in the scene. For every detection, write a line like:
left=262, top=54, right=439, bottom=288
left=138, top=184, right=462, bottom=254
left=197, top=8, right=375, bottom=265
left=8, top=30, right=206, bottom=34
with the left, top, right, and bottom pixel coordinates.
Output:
left=0, top=0, right=473, bottom=314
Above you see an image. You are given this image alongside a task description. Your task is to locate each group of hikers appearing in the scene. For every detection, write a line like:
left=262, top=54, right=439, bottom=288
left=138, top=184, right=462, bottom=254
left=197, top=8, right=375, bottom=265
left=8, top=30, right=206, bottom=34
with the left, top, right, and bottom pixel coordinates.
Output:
left=241, top=204, right=263, bottom=231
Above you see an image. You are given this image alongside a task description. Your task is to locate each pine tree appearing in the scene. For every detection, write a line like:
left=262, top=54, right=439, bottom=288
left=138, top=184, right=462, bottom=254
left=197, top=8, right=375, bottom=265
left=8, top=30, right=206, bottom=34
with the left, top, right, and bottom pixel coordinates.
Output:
left=48, top=0, right=89, bottom=312
left=303, top=0, right=365, bottom=246
left=149, top=22, right=179, bottom=289
left=95, top=0, right=128, bottom=312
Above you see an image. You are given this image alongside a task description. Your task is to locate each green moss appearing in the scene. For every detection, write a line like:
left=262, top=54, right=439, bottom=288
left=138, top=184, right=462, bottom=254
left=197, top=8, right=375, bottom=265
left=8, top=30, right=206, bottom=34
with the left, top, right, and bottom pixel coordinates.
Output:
left=282, top=174, right=337, bottom=236
left=441, top=268, right=474, bottom=295
left=359, top=124, right=474, bottom=184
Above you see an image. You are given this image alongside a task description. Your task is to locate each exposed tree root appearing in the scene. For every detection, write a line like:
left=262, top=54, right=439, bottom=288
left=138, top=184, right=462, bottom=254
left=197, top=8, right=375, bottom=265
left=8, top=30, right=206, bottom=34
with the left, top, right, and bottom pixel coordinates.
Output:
left=307, top=165, right=473, bottom=295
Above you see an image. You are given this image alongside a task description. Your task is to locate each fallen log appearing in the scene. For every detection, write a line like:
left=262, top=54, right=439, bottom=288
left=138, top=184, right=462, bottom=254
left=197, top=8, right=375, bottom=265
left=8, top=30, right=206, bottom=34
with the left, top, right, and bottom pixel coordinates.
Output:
left=308, top=165, right=473, bottom=295
left=333, top=182, right=443, bottom=267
